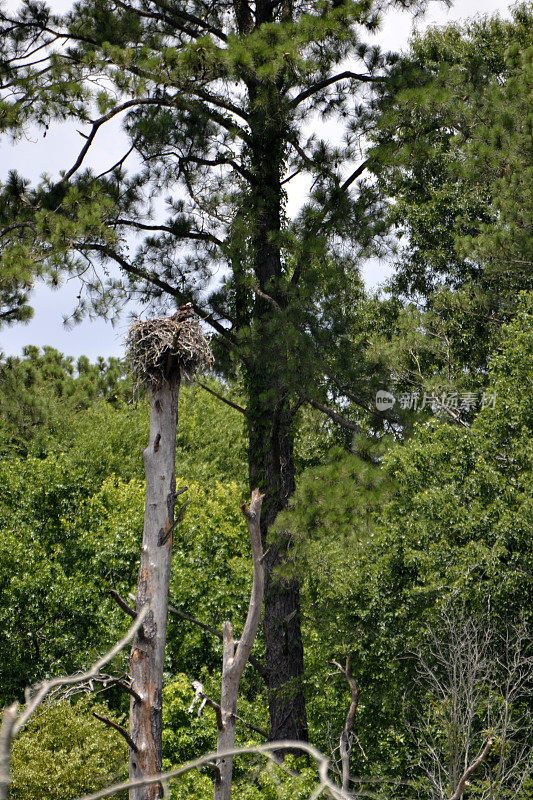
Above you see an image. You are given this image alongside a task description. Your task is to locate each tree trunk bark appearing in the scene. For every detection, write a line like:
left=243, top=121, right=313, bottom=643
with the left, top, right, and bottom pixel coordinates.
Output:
left=247, top=385, right=308, bottom=744
left=242, top=80, right=308, bottom=744
left=129, top=374, right=179, bottom=800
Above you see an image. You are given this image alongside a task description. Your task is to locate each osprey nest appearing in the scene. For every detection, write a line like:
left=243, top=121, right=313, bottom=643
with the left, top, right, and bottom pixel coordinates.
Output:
left=126, top=307, right=213, bottom=388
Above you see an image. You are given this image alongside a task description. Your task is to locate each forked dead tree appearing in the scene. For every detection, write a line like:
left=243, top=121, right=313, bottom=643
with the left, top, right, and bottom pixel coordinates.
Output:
left=331, top=656, right=360, bottom=795
left=190, top=489, right=265, bottom=800
left=410, top=611, right=532, bottom=800
left=124, top=310, right=212, bottom=800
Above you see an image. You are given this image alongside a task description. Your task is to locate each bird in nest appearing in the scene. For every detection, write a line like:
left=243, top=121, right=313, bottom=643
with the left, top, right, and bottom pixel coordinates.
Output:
left=172, top=302, right=195, bottom=323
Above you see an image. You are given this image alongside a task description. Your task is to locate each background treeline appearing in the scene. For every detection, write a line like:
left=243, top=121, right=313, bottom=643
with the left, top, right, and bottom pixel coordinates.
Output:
left=0, top=3, right=532, bottom=799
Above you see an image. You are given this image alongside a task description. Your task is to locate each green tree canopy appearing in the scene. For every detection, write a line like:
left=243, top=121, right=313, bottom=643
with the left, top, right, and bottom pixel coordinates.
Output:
left=370, top=3, right=533, bottom=378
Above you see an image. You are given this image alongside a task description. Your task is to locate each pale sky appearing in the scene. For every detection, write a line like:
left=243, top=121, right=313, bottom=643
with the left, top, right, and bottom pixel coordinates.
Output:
left=1, top=0, right=513, bottom=359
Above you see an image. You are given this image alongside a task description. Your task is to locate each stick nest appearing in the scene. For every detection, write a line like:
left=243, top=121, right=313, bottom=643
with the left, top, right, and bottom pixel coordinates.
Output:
left=126, top=309, right=213, bottom=388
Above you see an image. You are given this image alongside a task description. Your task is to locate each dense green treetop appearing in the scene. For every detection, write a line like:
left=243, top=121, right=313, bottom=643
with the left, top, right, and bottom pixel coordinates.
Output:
left=368, top=4, right=533, bottom=387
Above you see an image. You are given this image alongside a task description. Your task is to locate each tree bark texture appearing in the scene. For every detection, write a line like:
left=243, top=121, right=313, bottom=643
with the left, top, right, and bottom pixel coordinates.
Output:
left=214, top=489, right=265, bottom=800
left=129, top=374, right=180, bottom=800
left=243, top=85, right=309, bottom=742
left=247, top=377, right=308, bottom=744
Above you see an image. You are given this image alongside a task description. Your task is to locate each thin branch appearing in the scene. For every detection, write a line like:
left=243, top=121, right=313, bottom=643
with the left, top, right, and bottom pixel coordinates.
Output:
left=340, top=159, right=370, bottom=193
left=169, top=606, right=223, bottom=640
left=167, top=607, right=267, bottom=678
left=302, top=395, right=361, bottom=433
left=60, top=99, right=176, bottom=183
left=92, top=712, right=138, bottom=753
left=71, top=740, right=349, bottom=800
left=116, top=0, right=228, bottom=41
left=13, top=608, right=148, bottom=736
left=107, top=589, right=137, bottom=619
left=291, top=72, right=383, bottom=108
left=280, top=168, right=302, bottom=186
left=95, top=141, right=138, bottom=179
left=158, top=496, right=191, bottom=546
left=114, top=218, right=222, bottom=247
left=252, top=286, right=282, bottom=312
left=94, top=674, right=142, bottom=704
left=198, top=694, right=224, bottom=731
left=78, top=243, right=235, bottom=344
left=196, top=381, right=247, bottom=415
left=0, top=221, right=36, bottom=238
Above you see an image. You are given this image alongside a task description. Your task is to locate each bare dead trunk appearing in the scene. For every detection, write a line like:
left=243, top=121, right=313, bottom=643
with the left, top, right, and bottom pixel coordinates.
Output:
left=214, top=490, right=264, bottom=800
left=332, top=656, right=359, bottom=796
left=129, top=374, right=179, bottom=800
left=0, top=705, right=18, bottom=800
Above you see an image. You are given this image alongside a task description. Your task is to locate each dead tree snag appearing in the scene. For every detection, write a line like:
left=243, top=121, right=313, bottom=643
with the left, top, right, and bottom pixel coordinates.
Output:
left=189, top=490, right=265, bottom=800
left=214, top=489, right=265, bottom=800
left=126, top=310, right=212, bottom=800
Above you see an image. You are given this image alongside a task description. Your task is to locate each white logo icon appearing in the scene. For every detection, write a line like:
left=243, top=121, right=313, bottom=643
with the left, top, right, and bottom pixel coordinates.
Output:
left=375, top=390, right=396, bottom=411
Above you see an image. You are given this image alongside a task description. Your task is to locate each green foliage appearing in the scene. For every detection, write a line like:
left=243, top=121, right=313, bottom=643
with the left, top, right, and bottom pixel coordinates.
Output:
left=9, top=697, right=127, bottom=800
left=371, top=4, right=533, bottom=379
left=381, top=292, right=533, bottom=623
left=162, top=674, right=319, bottom=799
left=0, top=345, right=131, bottom=455
left=0, top=349, right=249, bottom=701
left=273, top=295, right=533, bottom=790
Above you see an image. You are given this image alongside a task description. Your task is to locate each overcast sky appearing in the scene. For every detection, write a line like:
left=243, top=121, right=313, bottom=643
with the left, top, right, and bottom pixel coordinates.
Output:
left=1, top=0, right=513, bottom=360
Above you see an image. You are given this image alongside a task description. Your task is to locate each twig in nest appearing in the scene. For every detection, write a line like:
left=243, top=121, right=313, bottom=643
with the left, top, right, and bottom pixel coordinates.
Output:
left=126, top=308, right=213, bottom=388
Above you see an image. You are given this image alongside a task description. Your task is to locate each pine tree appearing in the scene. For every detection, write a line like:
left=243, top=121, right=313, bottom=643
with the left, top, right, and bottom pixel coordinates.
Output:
left=0, top=0, right=436, bottom=741
left=369, top=3, right=533, bottom=373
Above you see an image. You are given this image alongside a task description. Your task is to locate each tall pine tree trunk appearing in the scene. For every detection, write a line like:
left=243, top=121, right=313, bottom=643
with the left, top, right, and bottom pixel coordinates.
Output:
left=245, top=89, right=308, bottom=742
left=247, top=389, right=308, bottom=743
left=129, top=373, right=179, bottom=800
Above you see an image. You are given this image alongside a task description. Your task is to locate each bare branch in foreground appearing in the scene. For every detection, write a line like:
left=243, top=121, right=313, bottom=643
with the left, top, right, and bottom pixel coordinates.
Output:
left=0, top=706, right=18, bottom=800
left=0, top=609, right=147, bottom=800
left=71, top=740, right=355, bottom=800
left=14, top=608, right=148, bottom=737
left=448, top=737, right=494, bottom=800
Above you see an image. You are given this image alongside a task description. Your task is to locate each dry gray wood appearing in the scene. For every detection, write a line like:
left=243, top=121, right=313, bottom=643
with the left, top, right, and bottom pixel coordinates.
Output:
left=73, top=740, right=350, bottom=800
left=332, top=657, right=360, bottom=795
left=0, top=611, right=146, bottom=800
left=447, top=737, right=493, bottom=800
left=0, top=706, right=17, bottom=800
left=214, top=489, right=265, bottom=800
left=129, top=373, right=180, bottom=800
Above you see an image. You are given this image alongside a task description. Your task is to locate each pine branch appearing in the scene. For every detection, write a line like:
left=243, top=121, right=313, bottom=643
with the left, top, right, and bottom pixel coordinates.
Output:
left=291, top=72, right=383, bottom=107
left=113, top=219, right=223, bottom=247
left=78, top=243, right=235, bottom=344
left=196, top=381, right=248, bottom=416
left=302, top=395, right=361, bottom=433
left=340, top=159, right=370, bottom=192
